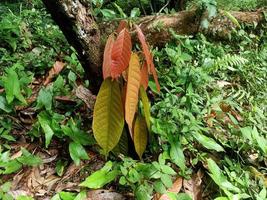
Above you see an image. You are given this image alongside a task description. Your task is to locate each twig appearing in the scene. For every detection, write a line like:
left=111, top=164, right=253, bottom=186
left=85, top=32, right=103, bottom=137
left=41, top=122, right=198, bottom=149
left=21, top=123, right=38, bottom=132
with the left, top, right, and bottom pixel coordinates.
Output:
left=158, top=0, right=171, bottom=14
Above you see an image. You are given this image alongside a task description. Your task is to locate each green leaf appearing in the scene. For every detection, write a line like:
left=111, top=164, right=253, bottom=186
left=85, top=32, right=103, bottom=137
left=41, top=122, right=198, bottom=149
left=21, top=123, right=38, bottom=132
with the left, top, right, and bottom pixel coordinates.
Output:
left=74, top=191, right=87, bottom=200
left=1, top=160, right=22, bottom=174
left=207, top=158, right=240, bottom=193
left=207, top=4, right=217, bottom=18
left=140, top=86, right=151, bottom=131
left=93, top=78, right=124, bottom=156
left=148, top=81, right=160, bottom=94
left=119, top=176, right=127, bottom=185
left=193, top=132, right=224, bottom=152
left=135, top=185, right=152, bottom=200
left=80, top=161, right=119, bottom=189
left=17, top=196, right=34, bottom=200
left=0, top=129, right=15, bottom=142
left=170, top=141, right=186, bottom=172
left=201, top=19, right=209, bottom=29
left=161, top=165, right=176, bottom=175
left=154, top=180, right=166, bottom=194
left=175, top=193, right=192, bottom=200
left=68, top=71, right=77, bottom=85
left=100, top=9, right=116, bottom=19
left=51, top=194, right=61, bottom=200
left=252, top=126, right=267, bottom=154
left=128, top=168, right=141, bottom=183
left=3, top=67, right=26, bottom=104
left=36, top=87, right=53, bottom=110
left=53, top=75, right=64, bottom=92
left=56, top=160, right=67, bottom=177
left=161, top=174, right=173, bottom=188
left=130, top=8, right=140, bottom=18
left=17, top=148, right=42, bottom=166
left=38, top=113, right=54, bottom=148
left=214, top=197, right=229, bottom=200
left=134, top=115, right=148, bottom=159
left=0, top=96, right=12, bottom=113
left=59, top=191, right=76, bottom=200
left=224, top=11, right=241, bottom=28
left=258, top=188, right=267, bottom=200
left=0, top=182, right=12, bottom=193
left=112, top=128, right=129, bottom=156
left=92, top=0, right=103, bottom=7
left=240, top=126, right=253, bottom=141
left=69, top=142, right=89, bottom=166
left=113, top=3, right=127, bottom=18
left=61, top=121, right=94, bottom=146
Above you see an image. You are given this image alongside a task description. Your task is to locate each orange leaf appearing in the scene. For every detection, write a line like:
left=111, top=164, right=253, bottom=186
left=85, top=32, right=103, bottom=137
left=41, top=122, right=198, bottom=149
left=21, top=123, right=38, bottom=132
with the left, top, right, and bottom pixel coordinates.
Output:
left=111, top=28, right=132, bottom=79
left=102, top=34, right=115, bottom=79
left=116, top=20, right=128, bottom=33
left=44, top=61, right=65, bottom=86
left=125, top=53, right=141, bottom=130
left=135, top=24, right=152, bottom=73
left=135, top=25, right=160, bottom=92
left=140, top=62, right=149, bottom=90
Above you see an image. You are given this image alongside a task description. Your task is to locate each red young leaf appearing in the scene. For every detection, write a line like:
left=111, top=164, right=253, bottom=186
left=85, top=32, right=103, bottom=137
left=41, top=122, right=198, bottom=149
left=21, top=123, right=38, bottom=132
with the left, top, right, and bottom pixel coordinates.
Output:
left=134, top=24, right=153, bottom=73
left=102, top=34, right=115, bottom=79
left=140, top=62, right=149, bottom=90
left=135, top=24, right=160, bottom=92
left=111, top=28, right=132, bottom=79
left=116, top=20, right=128, bottom=34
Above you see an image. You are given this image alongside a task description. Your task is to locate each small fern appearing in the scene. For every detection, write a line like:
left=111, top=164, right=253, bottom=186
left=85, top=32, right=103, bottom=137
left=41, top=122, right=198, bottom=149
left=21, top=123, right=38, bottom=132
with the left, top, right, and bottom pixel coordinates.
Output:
left=205, top=54, right=249, bottom=73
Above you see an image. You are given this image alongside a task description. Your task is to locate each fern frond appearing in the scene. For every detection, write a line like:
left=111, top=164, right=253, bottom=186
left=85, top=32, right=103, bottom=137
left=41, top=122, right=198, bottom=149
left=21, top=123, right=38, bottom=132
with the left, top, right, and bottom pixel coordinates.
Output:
left=207, top=54, right=249, bottom=73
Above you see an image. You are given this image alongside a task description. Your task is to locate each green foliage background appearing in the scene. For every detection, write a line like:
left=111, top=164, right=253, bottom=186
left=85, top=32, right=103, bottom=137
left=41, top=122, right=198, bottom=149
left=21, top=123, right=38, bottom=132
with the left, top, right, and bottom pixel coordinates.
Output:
left=0, top=0, right=266, bottom=199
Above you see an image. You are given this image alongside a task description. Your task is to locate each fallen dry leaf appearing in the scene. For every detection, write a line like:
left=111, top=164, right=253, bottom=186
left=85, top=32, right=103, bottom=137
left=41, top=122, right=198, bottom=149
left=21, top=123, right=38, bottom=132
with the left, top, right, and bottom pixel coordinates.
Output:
left=183, top=170, right=203, bottom=200
left=230, top=110, right=243, bottom=122
left=8, top=190, right=32, bottom=199
left=216, top=80, right=232, bottom=88
left=54, top=96, right=76, bottom=103
left=87, top=189, right=126, bottom=200
left=75, top=85, right=96, bottom=109
left=44, top=61, right=65, bottom=86
left=154, top=177, right=183, bottom=200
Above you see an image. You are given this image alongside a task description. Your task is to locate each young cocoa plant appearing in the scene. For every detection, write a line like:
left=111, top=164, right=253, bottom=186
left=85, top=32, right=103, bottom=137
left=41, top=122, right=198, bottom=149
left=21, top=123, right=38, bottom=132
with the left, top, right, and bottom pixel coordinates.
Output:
left=92, top=22, right=160, bottom=158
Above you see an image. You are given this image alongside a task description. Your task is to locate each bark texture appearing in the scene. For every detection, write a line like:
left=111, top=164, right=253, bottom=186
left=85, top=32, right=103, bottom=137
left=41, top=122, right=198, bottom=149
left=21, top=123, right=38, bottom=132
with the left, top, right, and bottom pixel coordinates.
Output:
left=42, top=0, right=102, bottom=93
left=41, top=0, right=265, bottom=92
left=99, top=10, right=264, bottom=46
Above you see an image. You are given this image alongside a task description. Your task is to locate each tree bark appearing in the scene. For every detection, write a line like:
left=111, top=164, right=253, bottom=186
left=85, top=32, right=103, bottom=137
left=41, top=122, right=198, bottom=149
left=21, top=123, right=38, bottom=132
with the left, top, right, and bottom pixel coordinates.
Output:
left=42, top=0, right=102, bottom=94
left=41, top=0, right=265, bottom=93
left=99, top=10, right=264, bottom=46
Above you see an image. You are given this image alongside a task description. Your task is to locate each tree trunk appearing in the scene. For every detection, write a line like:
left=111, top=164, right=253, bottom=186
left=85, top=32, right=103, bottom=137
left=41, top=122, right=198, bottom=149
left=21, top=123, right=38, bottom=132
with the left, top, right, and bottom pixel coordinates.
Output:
left=41, top=0, right=265, bottom=93
left=42, top=0, right=102, bottom=94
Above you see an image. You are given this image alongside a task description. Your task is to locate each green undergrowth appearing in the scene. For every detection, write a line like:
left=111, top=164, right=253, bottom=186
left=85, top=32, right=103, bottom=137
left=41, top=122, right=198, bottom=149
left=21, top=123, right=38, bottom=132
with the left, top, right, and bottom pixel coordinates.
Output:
left=0, top=1, right=266, bottom=200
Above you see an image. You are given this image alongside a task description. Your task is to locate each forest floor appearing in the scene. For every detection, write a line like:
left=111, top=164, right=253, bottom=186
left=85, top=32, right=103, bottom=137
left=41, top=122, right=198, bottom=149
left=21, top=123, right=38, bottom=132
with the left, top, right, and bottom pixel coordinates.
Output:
left=0, top=1, right=266, bottom=200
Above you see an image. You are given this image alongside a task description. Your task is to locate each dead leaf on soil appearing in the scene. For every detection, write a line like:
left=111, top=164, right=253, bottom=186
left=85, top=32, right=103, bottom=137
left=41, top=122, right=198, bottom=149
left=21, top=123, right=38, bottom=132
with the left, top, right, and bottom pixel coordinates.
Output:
left=183, top=170, right=204, bottom=200
left=87, top=189, right=126, bottom=200
left=75, top=85, right=96, bottom=109
left=8, top=190, right=32, bottom=199
left=154, top=177, right=183, bottom=200
left=216, top=80, right=232, bottom=88
left=44, top=61, right=65, bottom=86
left=54, top=96, right=76, bottom=103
